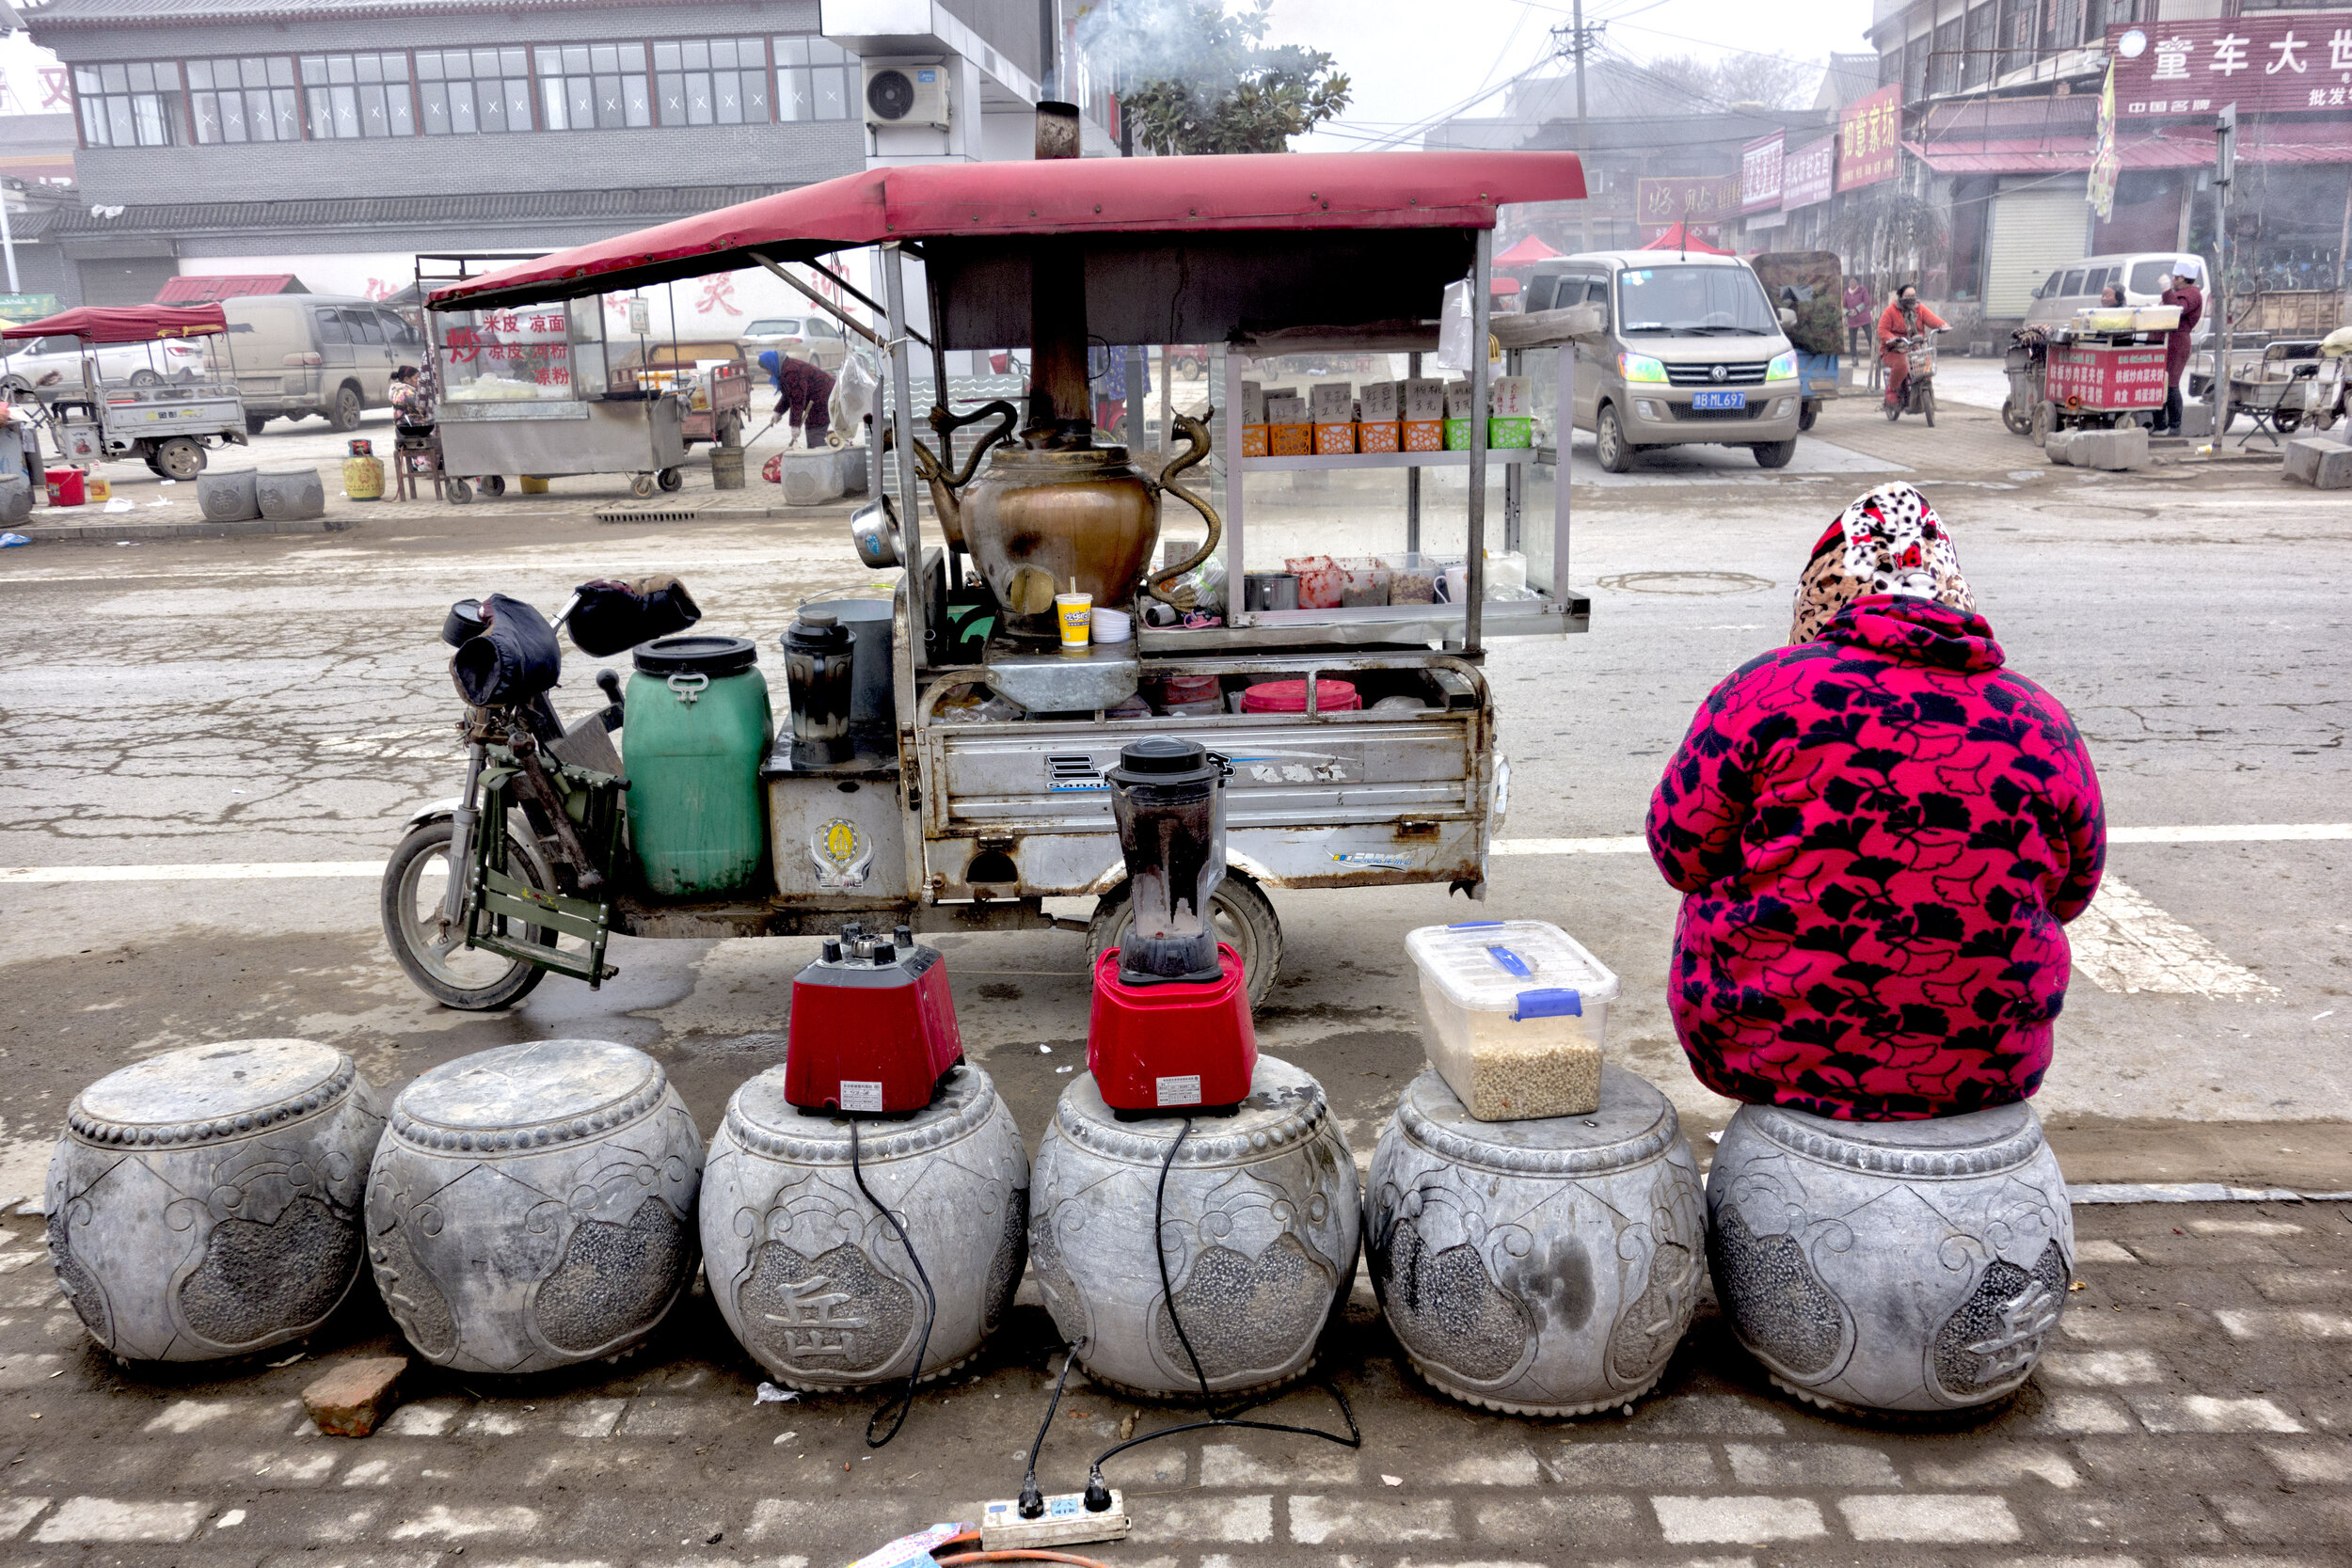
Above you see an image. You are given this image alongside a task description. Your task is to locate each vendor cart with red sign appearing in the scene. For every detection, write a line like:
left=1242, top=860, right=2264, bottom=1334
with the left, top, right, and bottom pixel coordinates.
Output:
left=2031, top=333, right=2167, bottom=441
left=417, top=254, right=691, bottom=504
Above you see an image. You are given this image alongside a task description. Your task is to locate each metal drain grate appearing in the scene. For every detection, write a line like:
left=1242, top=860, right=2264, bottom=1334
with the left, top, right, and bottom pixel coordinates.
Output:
left=593, top=507, right=699, bottom=525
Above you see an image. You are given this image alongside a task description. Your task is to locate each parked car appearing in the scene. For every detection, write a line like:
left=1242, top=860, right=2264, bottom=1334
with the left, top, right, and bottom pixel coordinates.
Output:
left=0, top=333, right=210, bottom=397
left=2023, top=251, right=2205, bottom=332
left=1549, top=250, right=1804, bottom=472
left=735, top=315, right=849, bottom=374
left=218, top=294, right=421, bottom=434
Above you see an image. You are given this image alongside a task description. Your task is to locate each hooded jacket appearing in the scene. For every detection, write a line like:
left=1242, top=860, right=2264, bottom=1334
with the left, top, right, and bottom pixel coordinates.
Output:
left=1645, top=598, right=2106, bottom=1120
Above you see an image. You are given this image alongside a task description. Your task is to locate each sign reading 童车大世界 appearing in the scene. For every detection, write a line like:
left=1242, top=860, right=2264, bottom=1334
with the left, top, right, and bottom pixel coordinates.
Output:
left=2107, top=18, right=2352, bottom=116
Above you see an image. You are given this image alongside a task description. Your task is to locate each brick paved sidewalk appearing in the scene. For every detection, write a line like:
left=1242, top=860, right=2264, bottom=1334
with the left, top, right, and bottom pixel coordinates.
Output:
left=2, top=1198, right=2346, bottom=1567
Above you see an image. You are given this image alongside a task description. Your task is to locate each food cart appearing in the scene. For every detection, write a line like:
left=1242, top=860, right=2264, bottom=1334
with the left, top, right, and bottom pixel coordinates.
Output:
left=390, top=135, right=1588, bottom=1008
left=417, top=254, right=693, bottom=503
left=0, top=304, right=249, bottom=480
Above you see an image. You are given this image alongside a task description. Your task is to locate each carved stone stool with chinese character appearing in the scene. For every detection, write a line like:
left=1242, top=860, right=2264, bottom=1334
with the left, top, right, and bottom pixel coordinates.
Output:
left=46, top=1039, right=386, bottom=1363
left=701, top=1063, right=1026, bottom=1390
left=1368, top=1066, right=1704, bottom=1417
left=1707, top=1099, right=2072, bottom=1417
left=365, top=1039, right=703, bottom=1375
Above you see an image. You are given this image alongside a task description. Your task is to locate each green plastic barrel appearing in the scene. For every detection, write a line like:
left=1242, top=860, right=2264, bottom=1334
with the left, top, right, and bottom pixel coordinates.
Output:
left=624, top=635, right=772, bottom=897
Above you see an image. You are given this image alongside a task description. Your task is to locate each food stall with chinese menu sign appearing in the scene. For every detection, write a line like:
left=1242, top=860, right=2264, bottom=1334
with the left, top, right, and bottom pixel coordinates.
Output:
left=419, top=254, right=690, bottom=503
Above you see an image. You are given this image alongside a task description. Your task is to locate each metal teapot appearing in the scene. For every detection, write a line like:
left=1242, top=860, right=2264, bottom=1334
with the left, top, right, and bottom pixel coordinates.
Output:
left=897, top=404, right=1222, bottom=636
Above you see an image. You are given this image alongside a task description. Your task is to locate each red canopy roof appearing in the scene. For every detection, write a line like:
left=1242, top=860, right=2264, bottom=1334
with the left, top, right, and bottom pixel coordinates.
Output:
left=1, top=303, right=229, bottom=343
left=1639, top=223, right=1731, bottom=256
left=156, top=275, right=304, bottom=304
left=434, top=150, right=1587, bottom=312
left=1494, top=235, right=1561, bottom=266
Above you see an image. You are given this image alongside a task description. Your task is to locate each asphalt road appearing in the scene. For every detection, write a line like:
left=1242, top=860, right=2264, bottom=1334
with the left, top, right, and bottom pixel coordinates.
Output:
left=1, top=400, right=2343, bottom=1205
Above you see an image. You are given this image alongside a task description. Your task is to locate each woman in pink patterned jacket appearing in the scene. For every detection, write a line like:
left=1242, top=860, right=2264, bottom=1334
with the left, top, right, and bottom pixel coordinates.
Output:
left=1645, top=483, right=2106, bottom=1121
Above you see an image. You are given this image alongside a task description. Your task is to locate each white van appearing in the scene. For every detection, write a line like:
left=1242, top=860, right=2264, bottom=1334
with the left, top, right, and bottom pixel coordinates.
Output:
left=219, top=294, right=424, bottom=433
left=2023, top=252, right=2204, bottom=331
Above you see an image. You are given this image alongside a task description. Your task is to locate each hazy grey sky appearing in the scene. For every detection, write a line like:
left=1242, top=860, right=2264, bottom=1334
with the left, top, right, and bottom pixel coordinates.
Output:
left=1263, top=0, right=1877, bottom=150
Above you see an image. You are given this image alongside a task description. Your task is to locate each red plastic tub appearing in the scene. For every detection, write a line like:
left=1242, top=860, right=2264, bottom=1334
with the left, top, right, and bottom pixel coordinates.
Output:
left=1239, top=677, right=1360, bottom=715
left=44, top=468, right=86, bottom=507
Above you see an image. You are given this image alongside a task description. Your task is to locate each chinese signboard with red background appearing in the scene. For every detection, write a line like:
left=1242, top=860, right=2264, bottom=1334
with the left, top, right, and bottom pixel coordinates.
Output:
left=1782, top=135, right=1836, bottom=211
left=1636, top=175, right=1742, bottom=242
left=2046, top=341, right=2168, bottom=412
left=1837, top=84, right=1901, bottom=189
left=2108, top=18, right=2352, bottom=117
left=1740, top=133, right=1785, bottom=214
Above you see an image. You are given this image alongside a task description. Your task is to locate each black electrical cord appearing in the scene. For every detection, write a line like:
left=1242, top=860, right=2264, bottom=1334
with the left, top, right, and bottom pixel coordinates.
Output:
left=849, top=1117, right=937, bottom=1449
left=1073, top=1117, right=1360, bottom=1510
left=1014, top=1337, right=1086, bottom=1519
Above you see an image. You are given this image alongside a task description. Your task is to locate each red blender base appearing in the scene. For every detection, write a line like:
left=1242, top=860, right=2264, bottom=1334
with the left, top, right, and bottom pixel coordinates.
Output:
left=1087, top=942, right=1257, bottom=1118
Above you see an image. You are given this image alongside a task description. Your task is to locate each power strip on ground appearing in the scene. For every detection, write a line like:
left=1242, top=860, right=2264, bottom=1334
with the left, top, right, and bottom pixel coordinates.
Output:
left=978, top=1489, right=1131, bottom=1550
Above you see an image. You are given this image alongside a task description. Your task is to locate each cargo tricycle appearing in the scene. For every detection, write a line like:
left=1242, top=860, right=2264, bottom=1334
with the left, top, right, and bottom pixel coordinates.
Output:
left=0, top=303, right=250, bottom=480
left=380, top=130, right=1590, bottom=1012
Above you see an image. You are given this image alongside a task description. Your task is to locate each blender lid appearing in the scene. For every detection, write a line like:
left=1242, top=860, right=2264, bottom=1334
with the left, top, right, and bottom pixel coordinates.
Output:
left=632, top=633, right=758, bottom=676
left=1106, top=734, right=1220, bottom=785
left=785, top=610, right=852, bottom=649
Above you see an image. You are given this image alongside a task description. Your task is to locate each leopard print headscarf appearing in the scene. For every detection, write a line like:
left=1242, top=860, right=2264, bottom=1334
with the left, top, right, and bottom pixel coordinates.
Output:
left=1788, top=482, right=1976, bottom=643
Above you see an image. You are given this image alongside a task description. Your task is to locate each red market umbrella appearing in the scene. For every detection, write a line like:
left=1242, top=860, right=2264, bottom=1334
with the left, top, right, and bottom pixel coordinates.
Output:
left=1639, top=223, right=1730, bottom=256
left=1493, top=234, right=1561, bottom=266
left=0, top=303, right=229, bottom=343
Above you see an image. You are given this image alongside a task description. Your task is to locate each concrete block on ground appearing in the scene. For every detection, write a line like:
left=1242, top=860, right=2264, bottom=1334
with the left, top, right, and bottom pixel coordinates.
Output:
left=2070, top=425, right=2150, bottom=470
left=0, top=471, right=30, bottom=526
left=197, top=467, right=261, bottom=522
left=2043, top=430, right=2076, bottom=465
left=256, top=467, right=327, bottom=520
left=304, top=1355, right=408, bottom=1436
left=2283, top=436, right=2352, bottom=489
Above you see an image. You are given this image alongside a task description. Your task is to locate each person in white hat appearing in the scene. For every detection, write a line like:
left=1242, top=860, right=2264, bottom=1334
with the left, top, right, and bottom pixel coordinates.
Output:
left=2157, top=261, right=2205, bottom=436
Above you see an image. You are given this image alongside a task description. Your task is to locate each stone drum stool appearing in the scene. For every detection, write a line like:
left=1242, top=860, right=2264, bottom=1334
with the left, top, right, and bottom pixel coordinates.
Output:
left=366, top=1040, right=703, bottom=1374
left=46, top=1039, right=385, bottom=1363
left=1368, top=1066, right=1703, bottom=1416
left=1708, top=1099, right=2073, bottom=1417
left=1029, top=1054, right=1359, bottom=1399
left=701, top=1063, right=1027, bottom=1390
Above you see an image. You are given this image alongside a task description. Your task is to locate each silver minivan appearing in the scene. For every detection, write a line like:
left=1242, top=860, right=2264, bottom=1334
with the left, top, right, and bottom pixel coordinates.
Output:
left=220, top=294, right=423, bottom=433
left=1542, top=251, right=1804, bottom=472
left=2023, top=252, right=2204, bottom=331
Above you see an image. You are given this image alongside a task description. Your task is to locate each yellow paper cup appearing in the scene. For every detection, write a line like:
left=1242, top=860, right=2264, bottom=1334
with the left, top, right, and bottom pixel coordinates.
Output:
left=1055, top=592, right=1092, bottom=651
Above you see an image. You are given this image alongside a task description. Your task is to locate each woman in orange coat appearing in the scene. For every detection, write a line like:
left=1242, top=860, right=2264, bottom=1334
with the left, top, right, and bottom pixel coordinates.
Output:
left=1878, top=283, right=1948, bottom=408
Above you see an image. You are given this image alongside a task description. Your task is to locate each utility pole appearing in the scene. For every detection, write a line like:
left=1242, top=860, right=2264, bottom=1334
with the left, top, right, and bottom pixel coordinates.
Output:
left=2210, top=103, right=2234, bottom=442
left=1551, top=8, right=1604, bottom=250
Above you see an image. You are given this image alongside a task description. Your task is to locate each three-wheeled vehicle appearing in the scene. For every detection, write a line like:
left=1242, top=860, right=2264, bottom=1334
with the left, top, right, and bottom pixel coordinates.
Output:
left=0, top=304, right=250, bottom=480
left=1752, top=251, right=1843, bottom=433
left=379, top=123, right=1589, bottom=1012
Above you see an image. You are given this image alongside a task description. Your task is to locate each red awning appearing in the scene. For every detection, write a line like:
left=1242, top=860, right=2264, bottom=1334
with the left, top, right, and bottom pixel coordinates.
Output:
left=433, top=150, right=1587, bottom=312
left=1, top=303, right=229, bottom=343
left=1907, top=123, right=2352, bottom=175
left=1639, top=222, right=1731, bottom=256
left=1494, top=234, right=1561, bottom=266
left=1490, top=276, right=1521, bottom=294
left=156, top=274, right=303, bottom=304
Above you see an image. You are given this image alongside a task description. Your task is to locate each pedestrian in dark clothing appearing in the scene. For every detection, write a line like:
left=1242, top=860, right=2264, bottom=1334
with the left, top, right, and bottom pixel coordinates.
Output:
left=1842, top=277, right=1873, bottom=356
left=760, top=349, right=834, bottom=447
left=1646, top=482, right=2106, bottom=1121
left=2157, top=264, right=2204, bottom=436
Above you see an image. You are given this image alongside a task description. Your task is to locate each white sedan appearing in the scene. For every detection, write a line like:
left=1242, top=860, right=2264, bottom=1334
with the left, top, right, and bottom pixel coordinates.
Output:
left=0, top=334, right=213, bottom=398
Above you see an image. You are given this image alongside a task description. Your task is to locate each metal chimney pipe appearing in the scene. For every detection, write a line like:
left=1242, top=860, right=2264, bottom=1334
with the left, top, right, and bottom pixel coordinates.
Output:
left=1030, top=101, right=1089, bottom=435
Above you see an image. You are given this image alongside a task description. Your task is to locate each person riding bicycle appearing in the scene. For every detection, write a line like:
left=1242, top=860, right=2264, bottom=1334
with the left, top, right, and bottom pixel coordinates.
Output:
left=1877, top=284, right=1947, bottom=409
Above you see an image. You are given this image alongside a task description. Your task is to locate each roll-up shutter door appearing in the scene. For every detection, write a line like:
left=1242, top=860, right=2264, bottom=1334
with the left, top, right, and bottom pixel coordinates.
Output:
left=1984, top=176, right=2090, bottom=316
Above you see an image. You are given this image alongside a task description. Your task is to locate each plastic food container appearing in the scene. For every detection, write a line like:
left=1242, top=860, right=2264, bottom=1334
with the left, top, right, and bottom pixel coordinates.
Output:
left=1239, top=677, right=1360, bottom=714
left=1405, top=920, right=1619, bottom=1121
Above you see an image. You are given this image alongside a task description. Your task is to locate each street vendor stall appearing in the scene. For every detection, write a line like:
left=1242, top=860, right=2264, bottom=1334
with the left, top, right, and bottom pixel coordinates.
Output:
left=2011, top=304, right=2177, bottom=443
left=0, top=304, right=249, bottom=480
left=381, top=131, right=1588, bottom=1012
left=417, top=254, right=693, bottom=503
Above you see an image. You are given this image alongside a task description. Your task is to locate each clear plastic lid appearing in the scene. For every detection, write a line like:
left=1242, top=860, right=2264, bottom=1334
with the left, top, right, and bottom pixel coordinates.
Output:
left=1405, top=920, right=1620, bottom=1020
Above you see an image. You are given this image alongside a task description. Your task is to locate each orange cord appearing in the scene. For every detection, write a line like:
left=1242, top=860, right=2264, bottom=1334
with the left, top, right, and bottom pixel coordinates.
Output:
left=934, top=1554, right=1118, bottom=1568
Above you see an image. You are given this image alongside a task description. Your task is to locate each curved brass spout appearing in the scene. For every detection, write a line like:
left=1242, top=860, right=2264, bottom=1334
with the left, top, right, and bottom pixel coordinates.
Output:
left=883, top=400, right=1019, bottom=545
left=1144, top=408, right=1222, bottom=610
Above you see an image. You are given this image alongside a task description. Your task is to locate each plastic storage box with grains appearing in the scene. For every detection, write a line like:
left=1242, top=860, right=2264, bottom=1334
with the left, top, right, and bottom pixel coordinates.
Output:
left=1405, top=921, right=1620, bottom=1120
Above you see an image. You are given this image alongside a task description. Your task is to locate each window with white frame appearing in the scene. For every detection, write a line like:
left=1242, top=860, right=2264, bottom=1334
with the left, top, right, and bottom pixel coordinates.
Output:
left=773, top=36, right=854, bottom=121
left=534, top=41, right=652, bottom=131
left=73, top=61, right=183, bottom=147
left=418, top=47, right=534, bottom=134
left=187, top=56, right=301, bottom=143
left=299, top=52, right=416, bottom=138
left=655, top=38, right=771, bottom=125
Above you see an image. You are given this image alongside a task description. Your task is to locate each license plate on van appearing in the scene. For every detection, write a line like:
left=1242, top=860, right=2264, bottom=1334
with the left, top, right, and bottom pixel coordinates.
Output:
left=1691, top=390, right=1746, bottom=411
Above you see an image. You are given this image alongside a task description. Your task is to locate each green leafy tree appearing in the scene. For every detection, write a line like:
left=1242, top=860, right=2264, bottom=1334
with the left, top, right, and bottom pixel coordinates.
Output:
left=1087, top=0, right=1352, bottom=155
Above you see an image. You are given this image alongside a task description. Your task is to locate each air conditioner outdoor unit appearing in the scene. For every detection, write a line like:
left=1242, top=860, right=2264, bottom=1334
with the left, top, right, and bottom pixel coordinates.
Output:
left=863, top=59, right=949, bottom=130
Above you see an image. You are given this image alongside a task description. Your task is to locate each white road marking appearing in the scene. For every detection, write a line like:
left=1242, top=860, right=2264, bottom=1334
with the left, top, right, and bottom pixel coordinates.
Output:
left=1, top=822, right=2342, bottom=884
left=2068, top=875, right=2279, bottom=998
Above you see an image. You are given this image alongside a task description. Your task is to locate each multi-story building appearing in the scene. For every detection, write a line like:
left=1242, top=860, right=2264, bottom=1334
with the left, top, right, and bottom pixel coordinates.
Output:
left=22, top=0, right=1107, bottom=318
